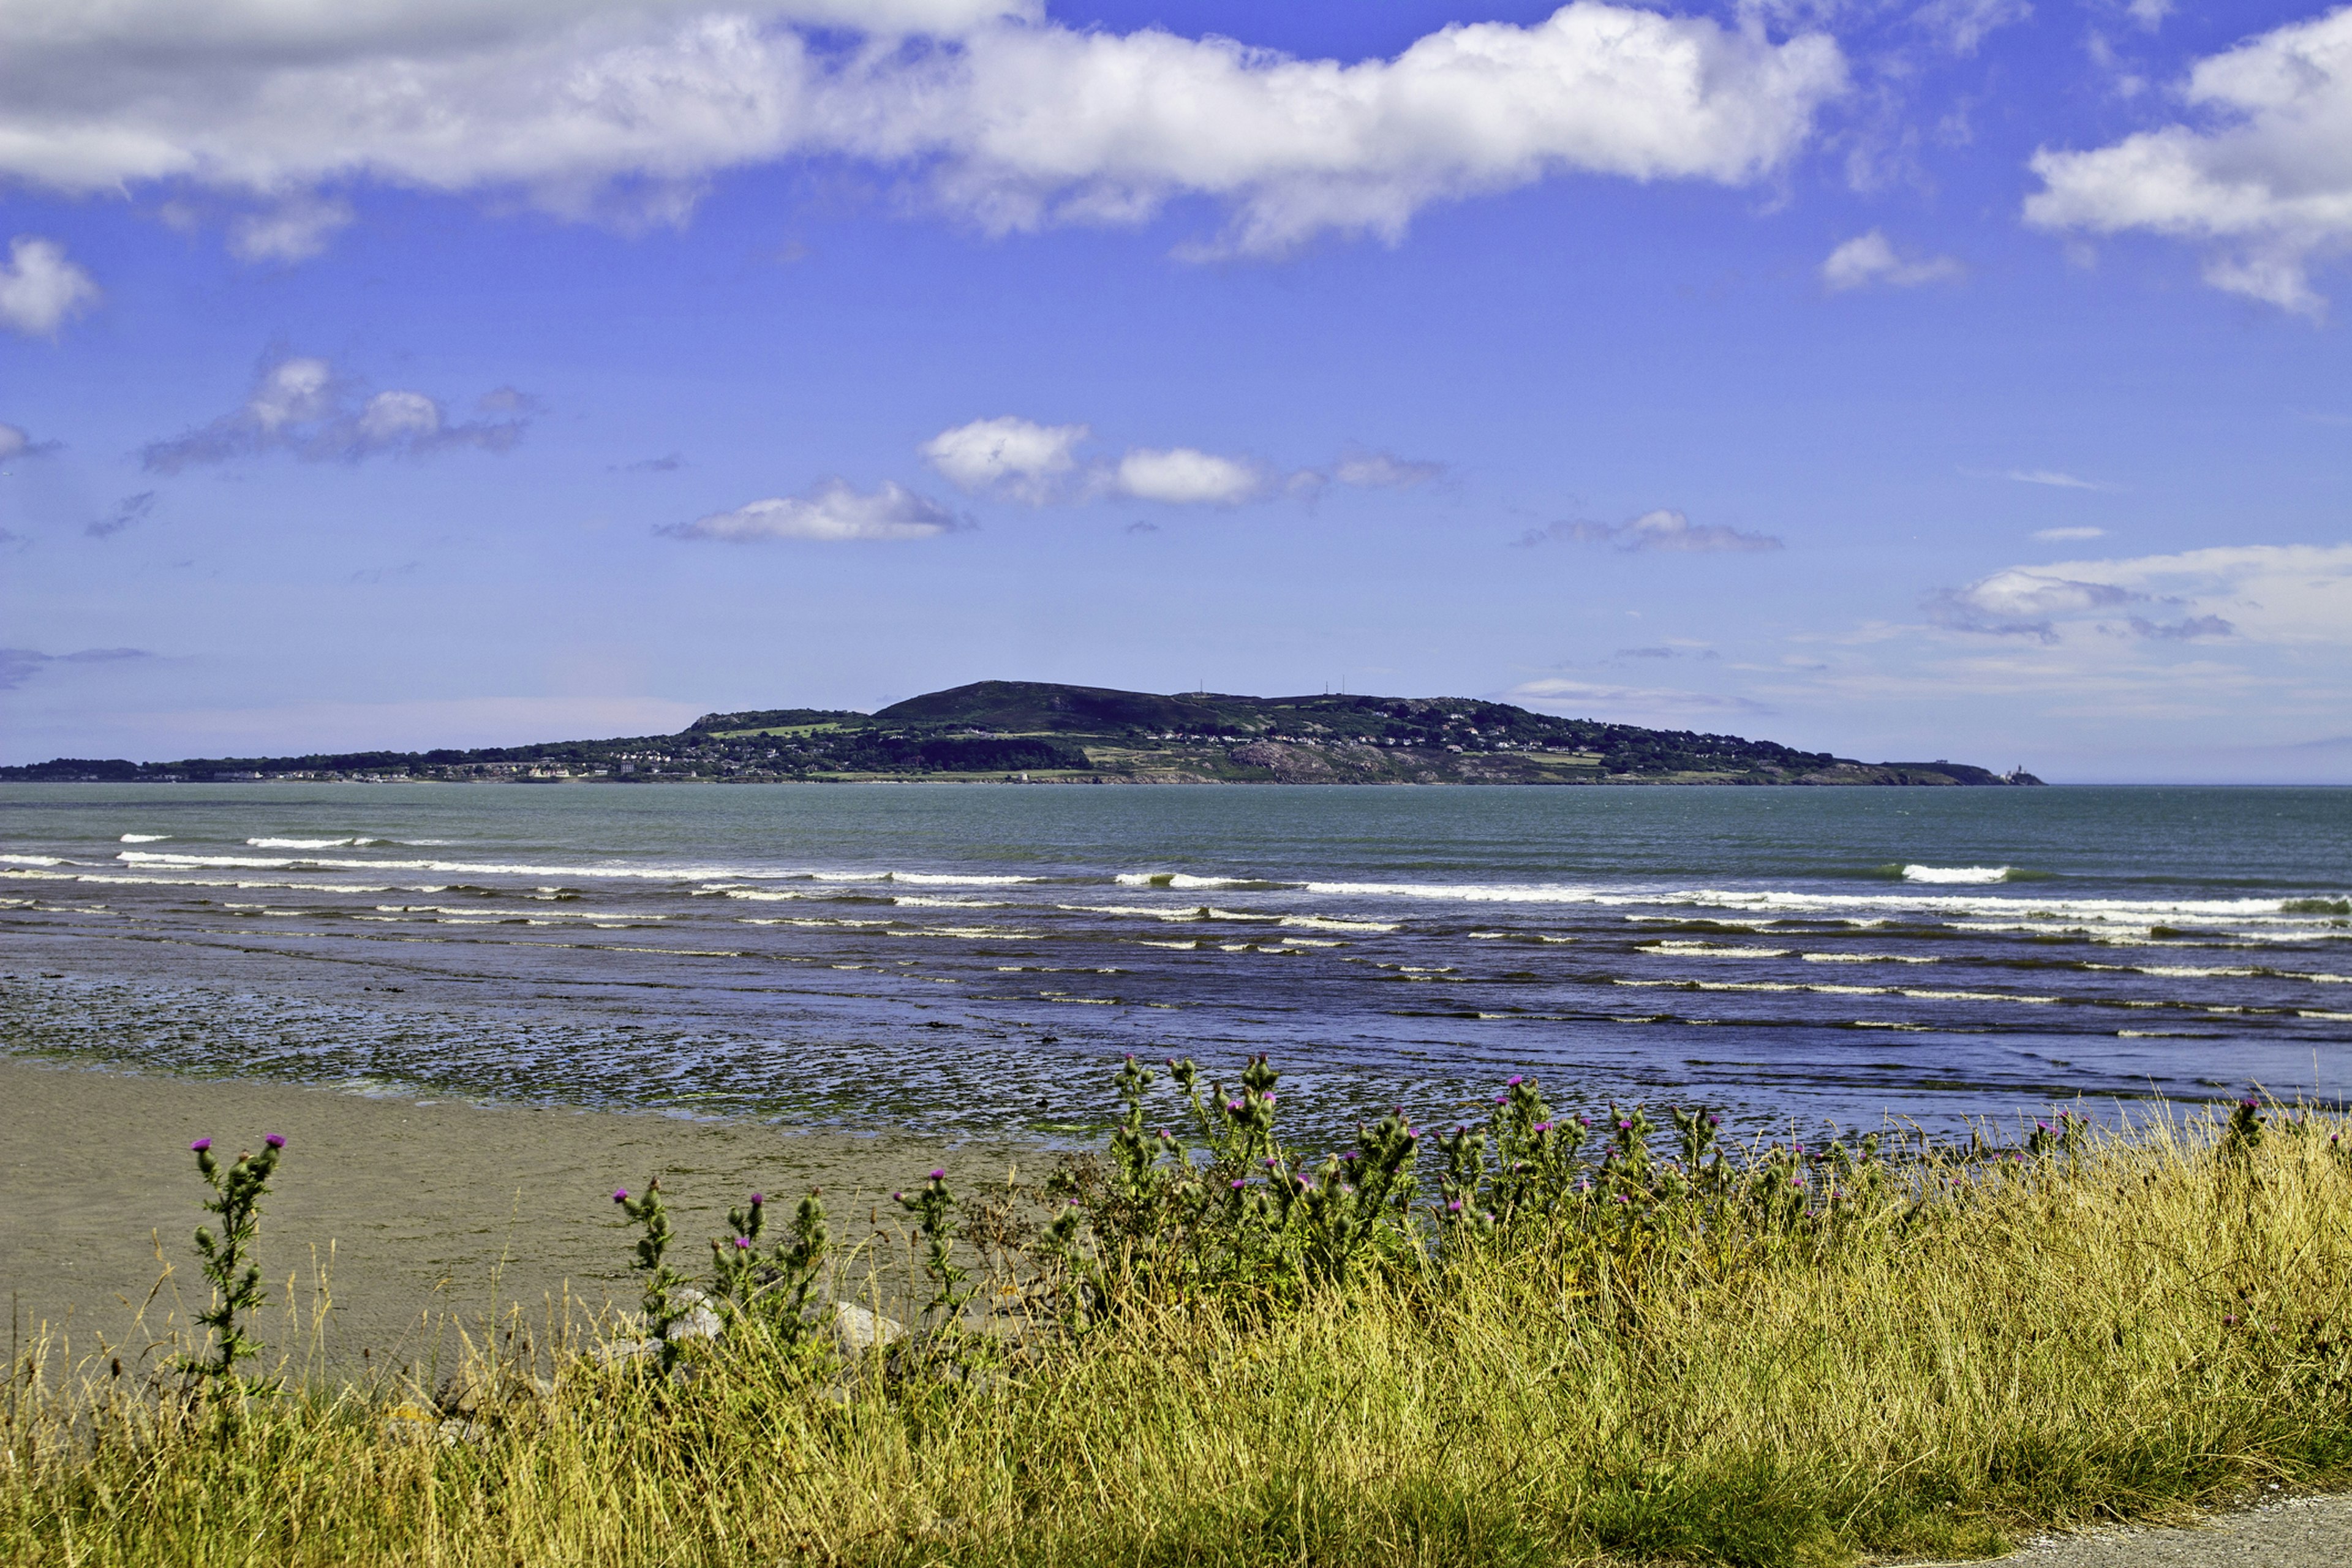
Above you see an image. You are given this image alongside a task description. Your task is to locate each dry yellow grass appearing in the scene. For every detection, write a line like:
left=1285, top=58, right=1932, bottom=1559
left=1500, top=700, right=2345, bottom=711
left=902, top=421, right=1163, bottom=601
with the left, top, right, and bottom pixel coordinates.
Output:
left=6, top=1102, right=2349, bottom=1567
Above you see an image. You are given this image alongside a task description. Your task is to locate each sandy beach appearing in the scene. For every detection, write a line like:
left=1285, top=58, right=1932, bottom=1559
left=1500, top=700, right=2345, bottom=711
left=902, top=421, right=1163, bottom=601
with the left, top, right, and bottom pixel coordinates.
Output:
left=0, top=1055, right=1027, bottom=1380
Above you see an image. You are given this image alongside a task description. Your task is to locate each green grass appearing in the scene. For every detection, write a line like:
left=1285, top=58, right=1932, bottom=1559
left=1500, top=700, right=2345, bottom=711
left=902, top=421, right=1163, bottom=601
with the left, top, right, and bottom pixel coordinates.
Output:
left=6, top=1102, right=2350, bottom=1567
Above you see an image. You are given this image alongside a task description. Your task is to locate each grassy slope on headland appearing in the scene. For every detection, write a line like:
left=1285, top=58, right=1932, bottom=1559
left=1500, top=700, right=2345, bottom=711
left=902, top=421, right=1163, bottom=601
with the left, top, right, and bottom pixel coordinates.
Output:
left=4, top=1085, right=2344, bottom=1568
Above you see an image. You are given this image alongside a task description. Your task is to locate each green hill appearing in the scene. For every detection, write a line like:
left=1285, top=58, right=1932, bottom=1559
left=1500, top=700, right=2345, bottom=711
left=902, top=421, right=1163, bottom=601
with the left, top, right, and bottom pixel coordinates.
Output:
left=0, top=680, right=2042, bottom=786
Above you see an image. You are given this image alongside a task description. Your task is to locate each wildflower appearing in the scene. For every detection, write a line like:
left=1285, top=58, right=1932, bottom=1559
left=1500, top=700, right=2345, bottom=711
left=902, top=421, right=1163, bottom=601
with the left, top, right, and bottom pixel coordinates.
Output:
left=1229, top=1099, right=1245, bottom=1113
left=1446, top=1199, right=1463, bottom=1213
left=190, top=1138, right=211, bottom=1153
left=748, top=1193, right=764, bottom=1205
left=1534, top=1121, right=1553, bottom=1134
left=733, top=1237, right=751, bottom=1250
left=1508, top=1076, right=1523, bottom=1087
left=1231, top=1178, right=1245, bottom=1191
left=265, top=1134, right=285, bottom=1149
left=612, top=1188, right=628, bottom=1203
left=929, top=1169, right=945, bottom=1180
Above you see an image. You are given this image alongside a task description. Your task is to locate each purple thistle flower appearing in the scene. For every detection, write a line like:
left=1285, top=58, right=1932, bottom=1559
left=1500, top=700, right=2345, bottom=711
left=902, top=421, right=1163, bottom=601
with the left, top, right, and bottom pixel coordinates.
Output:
left=1707, top=1114, right=1720, bottom=1126
left=733, top=1236, right=751, bottom=1250
left=1228, top=1099, right=1245, bottom=1113
left=1446, top=1199, right=1463, bottom=1213
left=612, top=1188, right=628, bottom=1203
left=1534, top=1121, right=1553, bottom=1134
left=190, top=1138, right=211, bottom=1153
left=1231, top=1178, right=1245, bottom=1190
left=749, top=1193, right=764, bottom=1205
left=265, top=1133, right=285, bottom=1149
left=892, top=1191, right=904, bottom=1202
left=1493, top=1095, right=1507, bottom=1106
left=929, top=1169, right=945, bottom=1180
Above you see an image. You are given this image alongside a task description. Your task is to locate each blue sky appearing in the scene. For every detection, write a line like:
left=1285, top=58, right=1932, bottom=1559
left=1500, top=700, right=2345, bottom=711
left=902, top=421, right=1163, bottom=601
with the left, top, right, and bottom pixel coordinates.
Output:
left=2, top=0, right=2347, bottom=781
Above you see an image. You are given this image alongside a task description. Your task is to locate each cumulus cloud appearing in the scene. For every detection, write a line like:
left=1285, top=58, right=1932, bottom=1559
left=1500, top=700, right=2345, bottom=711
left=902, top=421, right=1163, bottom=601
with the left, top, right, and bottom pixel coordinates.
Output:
left=2026, top=7, right=2352, bottom=314
left=1820, top=229, right=1966, bottom=290
left=1106, top=447, right=1268, bottom=505
left=0, top=646, right=153, bottom=691
left=660, top=478, right=962, bottom=541
left=1928, top=544, right=2352, bottom=646
left=921, top=416, right=1438, bottom=508
left=0, top=236, right=100, bottom=335
left=922, top=415, right=1089, bottom=501
left=1522, top=508, right=1784, bottom=553
left=85, top=492, right=158, bottom=540
left=0, top=3, right=1847, bottom=258
left=141, top=355, right=531, bottom=472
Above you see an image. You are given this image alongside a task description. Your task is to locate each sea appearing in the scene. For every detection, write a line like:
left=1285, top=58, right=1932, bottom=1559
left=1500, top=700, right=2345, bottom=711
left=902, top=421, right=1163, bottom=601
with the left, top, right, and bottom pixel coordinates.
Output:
left=2, top=783, right=2346, bottom=1145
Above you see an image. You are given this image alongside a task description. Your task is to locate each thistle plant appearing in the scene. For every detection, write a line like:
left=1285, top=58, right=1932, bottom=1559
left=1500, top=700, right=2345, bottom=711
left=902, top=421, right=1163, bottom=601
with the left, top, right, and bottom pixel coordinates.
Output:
left=896, top=1169, right=973, bottom=1330
left=181, top=1133, right=286, bottom=1394
left=709, top=1188, right=831, bottom=1348
left=614, top=1178, right=692, bottom=1368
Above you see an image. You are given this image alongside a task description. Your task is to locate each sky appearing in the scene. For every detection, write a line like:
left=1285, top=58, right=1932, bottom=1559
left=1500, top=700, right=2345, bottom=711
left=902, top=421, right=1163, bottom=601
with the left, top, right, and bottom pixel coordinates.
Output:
left=1, top=0, right=2347, bottom=783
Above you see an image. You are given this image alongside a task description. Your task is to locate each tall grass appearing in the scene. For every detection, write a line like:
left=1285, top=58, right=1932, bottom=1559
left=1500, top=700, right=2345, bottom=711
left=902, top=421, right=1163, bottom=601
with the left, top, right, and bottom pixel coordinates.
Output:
left=6, top=1095, right=2350, bottom=1567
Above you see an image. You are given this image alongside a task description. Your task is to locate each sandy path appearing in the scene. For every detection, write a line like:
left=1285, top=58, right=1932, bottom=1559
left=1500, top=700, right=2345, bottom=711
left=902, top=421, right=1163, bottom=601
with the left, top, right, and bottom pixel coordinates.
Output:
left=0, top=1055, right=1024, bottom=1379
left=1898, top=1493, right=2352, bottom=1567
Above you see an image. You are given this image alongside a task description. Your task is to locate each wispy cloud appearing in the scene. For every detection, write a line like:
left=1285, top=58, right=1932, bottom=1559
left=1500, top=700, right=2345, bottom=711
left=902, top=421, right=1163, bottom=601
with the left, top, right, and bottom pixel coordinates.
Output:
left=1520, top=509, right=1782, bottom=554
left=142, top=355, right=532, bottom=472
left=1505, top=676, right=1770, bottom=718
left=660, top=480, right=965, bottom=542
left=85, top=491, right=157, bottom=539
left=0, top=422, right=62, bottom=460
left=0, top=646, right=153, bottom=690
left=2033, top=526, right=2107, bottom=541
left=1821, top=230, right=1966, bottom=291
left=1926, top=544, right=2351, bottom=646
left=2005, top=468, right=2116, bottom=491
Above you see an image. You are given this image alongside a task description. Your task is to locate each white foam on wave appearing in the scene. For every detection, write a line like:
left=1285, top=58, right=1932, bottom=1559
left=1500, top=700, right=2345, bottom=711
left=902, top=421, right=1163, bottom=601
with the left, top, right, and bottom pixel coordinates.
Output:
left=1278, top=914, right=1396, bottom=933
left=1, top=854, right=64, bottom=866
left=1902, top=864, right=2011, bottom=884
left=1638, top=941, right=1790, bottom=958
left=892, top=895, right=1011, bottom=909
left=1803, top=952, right=1938, bottom=965
left=119, top=833, right=168, bottom=843
left=248, top=836, right=385, bottom=850
left=1115, top=871, right=1287, bottom=891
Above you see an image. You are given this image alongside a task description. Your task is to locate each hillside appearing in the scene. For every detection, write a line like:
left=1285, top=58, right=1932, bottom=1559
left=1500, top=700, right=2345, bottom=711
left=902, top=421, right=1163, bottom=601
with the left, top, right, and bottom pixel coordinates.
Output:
left=0, top=680, right=2042, bottom=786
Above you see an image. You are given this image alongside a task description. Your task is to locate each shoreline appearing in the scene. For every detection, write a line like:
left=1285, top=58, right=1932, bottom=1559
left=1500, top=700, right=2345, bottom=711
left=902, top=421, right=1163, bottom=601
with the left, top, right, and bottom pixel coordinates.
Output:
left=0, top=1055, right=1021, bottom=1373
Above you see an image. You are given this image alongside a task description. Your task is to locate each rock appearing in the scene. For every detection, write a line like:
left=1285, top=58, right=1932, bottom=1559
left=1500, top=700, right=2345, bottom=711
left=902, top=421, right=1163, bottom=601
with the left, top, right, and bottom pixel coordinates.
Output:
left=832, top=1301, right=905, bottom=1355
left=663, top=1288, right=722, bottom=1344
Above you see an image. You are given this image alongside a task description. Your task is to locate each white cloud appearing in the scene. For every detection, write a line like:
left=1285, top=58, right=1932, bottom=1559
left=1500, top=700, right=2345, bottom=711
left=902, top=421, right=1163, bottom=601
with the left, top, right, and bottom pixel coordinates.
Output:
left=1820, top=228, right=1966, bottom=290
left=662, top=479, right=961, bottom=541
left=141, top=354, right=530, bottom=470
left=0, top=3, right=1847, bottom=258
left=228, top=195, right=354, bottom=261
left=0, top=423, right=26, bottom=459
left=2025, top=7, right=2352, bottom=315
left=1527, top=508, right=1783, bottom=552
left=2033, top=526, right=2106, bottom=541
left=1928, top=543, right=2352, bottom=644
left=1912, top=0, right=2032, bottom=57
left=2125, top=0, right=2173, bottom=32
left=0, top=236, right=100, bottom=335
left=921, top=415, right=1088, bottom=501
left=1108, top=448, right=1268, bottom=505
left=2005, top=468, right=2115, bottom=491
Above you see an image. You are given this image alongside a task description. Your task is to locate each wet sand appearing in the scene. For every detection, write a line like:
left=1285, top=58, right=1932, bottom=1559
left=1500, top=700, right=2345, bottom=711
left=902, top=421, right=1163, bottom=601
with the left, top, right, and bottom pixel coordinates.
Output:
left=0, top=1055, right=1025, bottom=1378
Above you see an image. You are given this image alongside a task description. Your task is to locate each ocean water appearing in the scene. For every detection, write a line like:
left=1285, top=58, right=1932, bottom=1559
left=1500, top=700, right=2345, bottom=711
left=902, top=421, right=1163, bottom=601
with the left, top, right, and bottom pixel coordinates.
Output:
left=2, top=782, right=2346, bottom=1143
